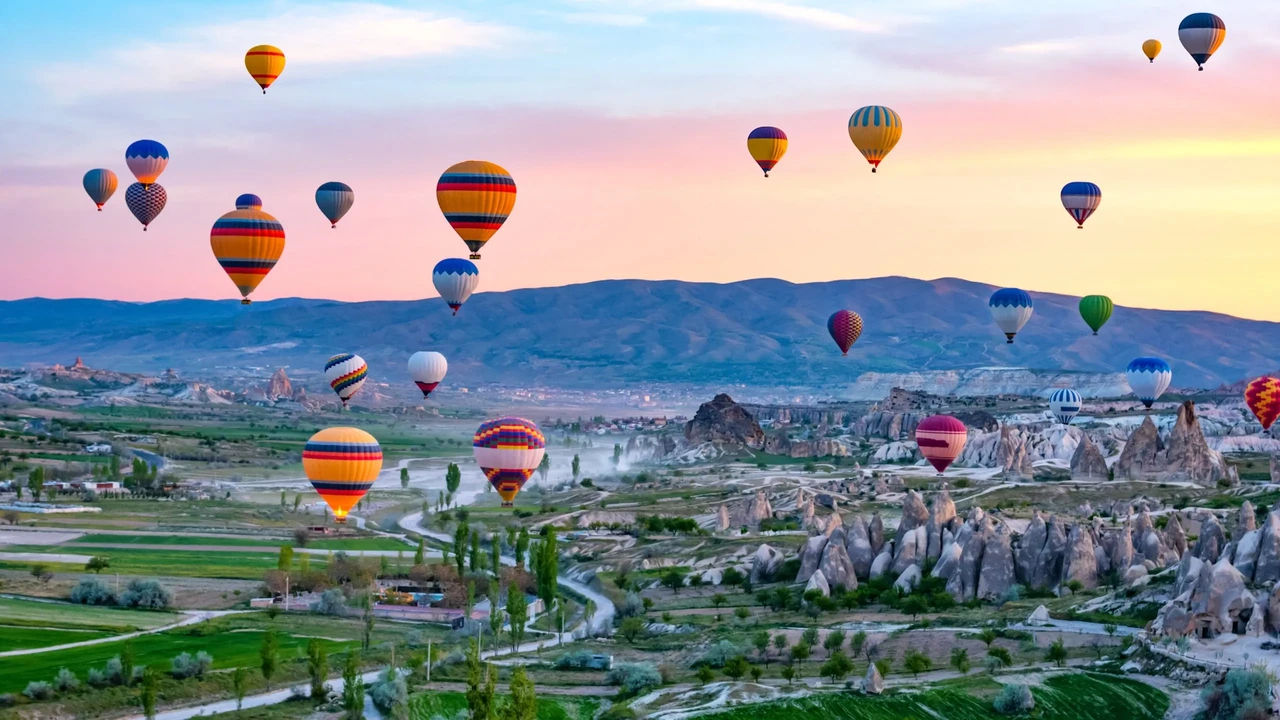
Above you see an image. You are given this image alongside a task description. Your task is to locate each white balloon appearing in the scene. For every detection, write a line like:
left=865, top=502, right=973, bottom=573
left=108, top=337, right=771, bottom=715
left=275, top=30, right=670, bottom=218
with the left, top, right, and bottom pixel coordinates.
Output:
left=408, top=351, right=448, bottom=398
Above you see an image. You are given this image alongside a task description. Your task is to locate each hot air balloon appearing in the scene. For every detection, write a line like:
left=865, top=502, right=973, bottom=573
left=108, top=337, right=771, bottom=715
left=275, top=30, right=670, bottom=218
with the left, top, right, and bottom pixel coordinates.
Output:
left=125, top=140, right=168, bottom=189
left=125, top=182, right=166, bottom=230
left=210, top=195, right=285, bottom=304
left=827, top=310, right=864, bottom=356
left=1079, top=295, right=1113, bottom=335
left=303, top=427, right=382, bottom=523
left=473, top=417, right=545, bottom=507
left=245, top=45, right=286, bottom=92
left=1244, top=377, right=1280, bottom=431
left=1061, top=182, right=1101, bottom=228
left=1126, top=357, right=1172, bottom=409
left=1049, top=388, right=1083, bottom=425
left=989, top=288, right=1033, bottom=343
left=325, top=354, right=368, bottom=408
left=1143, top=39, right=1162, bottom=62
left=847, top=106, right=902, bottom=173
left=437, top=161, right=516, bottom=259
left=315, top=182, right=354, bottom=228
left=408, top=351, right=448, bottom=399
left=432, top=258, right=480, bottom=315
left=1179, top=13, right=1225, bottom=70
left=83, top=169, right=118, bottom=211
left=747, top=126, right=788, bottom=177
left=915, top=415, right=967, bottom=475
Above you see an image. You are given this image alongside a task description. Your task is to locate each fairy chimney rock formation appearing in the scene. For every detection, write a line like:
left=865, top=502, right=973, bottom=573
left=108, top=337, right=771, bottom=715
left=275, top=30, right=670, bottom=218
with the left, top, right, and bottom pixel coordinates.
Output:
left=1070, top=432, right=1109, bottom=478
left=685, top=394, right=765, bottom=449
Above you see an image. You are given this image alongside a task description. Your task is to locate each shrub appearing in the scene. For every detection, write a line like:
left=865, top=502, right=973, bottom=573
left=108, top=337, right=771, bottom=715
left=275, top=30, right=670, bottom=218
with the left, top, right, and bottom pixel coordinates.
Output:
left=369, top=667, right=407, bottom=712
left=697, top=640, right=744, bottom=668
left=606, top=663, right=663, bottom=695
left=171, top=651, right=213, bottom=679
left=312, top=588, right=347, bottom=616
left=1201, top=668, right=1272, bottom=720
left=22, top=681, right=54, bottom=701
left=119, top=579, right=172, bottom=609
left=86, top=669, right=107, bottom=688
left=553, top=650, right=599, bottom=670
left=0, top=694, right=13, bottom=708
left=620, top=592, right=645, bottom=618
left=70, top=578, right=116, bottom=606
left=53, top=668, right=79, bottom=692
left=993, top=684, right=1035, bottom=715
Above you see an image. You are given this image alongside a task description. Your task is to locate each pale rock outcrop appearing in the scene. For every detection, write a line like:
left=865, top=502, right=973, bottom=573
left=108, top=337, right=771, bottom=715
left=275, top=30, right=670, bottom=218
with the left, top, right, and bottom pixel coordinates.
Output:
left=1062, top=524, right=1098, bottom=590
left=1015, top=511, right=1047, bottom=585
left=1246, top=605, right=1265, bottom=637
left=796, top=535, right=829, bottom=583
left=1166, top=514, right=1188, bottom=556
left=869, top=549, right=893, bottom=579
left=868, top=513, right=886, bottom=556
left=977, top=524, right=1015, bottom=601
left=819, top=537, right=858, bottom=591
left=805, top=569, right=831, bottom=597
left=1115, top=416, right=1163, bottom=479
left=1124, top=565, right=1149, bottom=587
left=801, top=496, right=816, bottom=530
left=933, top=538, right=963, bottom=581
left=1193, top=555, right=1253, bottom=636
left=1164, top=401, right=1229, bottom=483
left=743, top=490, right=774, bottom=527
left=716, top=504, right=731, bottom=533
left=1233, top=528, right=1261, bottom=581
left=896, top=491, right=929, bottom=547
left=845, top=516, right=875, bottom=579
left=1272, top=455, right=1280, bottom=484
left=926, top=489, right=957, bottom=560
left=1111, top=520, right=1135, bottom=572
left=1267, top=585, right=1280, bottom=634
left=1031, top=517, right=1067, bottom=590
left=700, top=568, right=723, bottom=586
left=946, top=522, right=989, bottom=602
left=996, top=424, right=1035, bottom=478
left=1237, top=501, right=1258, bottom=537
left=862, top=663, right=884, bottom=695
left=1070, top=432, right=1109, bottom=478
left=823, top=512, right=844, bottom=538
left=892, top=525, right=928, bottom=575
left=1252, top=510, right=1280, bottom=585
left=1194, top=514, right=1227, bottom=563
left=894, top=564, right=922, bottom=593
left=1027, top=605, right=1051, bottom=625
left=750, top=544, right=785, bottom=583
left=685, top=394, right=765, bottom=448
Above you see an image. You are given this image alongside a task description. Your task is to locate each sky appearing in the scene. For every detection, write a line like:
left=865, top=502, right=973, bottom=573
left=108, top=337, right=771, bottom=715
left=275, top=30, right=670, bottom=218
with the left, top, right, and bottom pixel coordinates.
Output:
left=3, top=0, right=1279, bottom=320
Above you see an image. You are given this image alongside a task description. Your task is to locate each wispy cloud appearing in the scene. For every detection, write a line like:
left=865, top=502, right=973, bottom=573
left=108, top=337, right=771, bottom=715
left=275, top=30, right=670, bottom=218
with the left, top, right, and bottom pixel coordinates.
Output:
left=999, top=40, right=1078, bottom=54
left=564, top=12, right=648, bottom=26
left=40, top=3, right=515, bottom=100
left=680, top=0, right=889, bottom=33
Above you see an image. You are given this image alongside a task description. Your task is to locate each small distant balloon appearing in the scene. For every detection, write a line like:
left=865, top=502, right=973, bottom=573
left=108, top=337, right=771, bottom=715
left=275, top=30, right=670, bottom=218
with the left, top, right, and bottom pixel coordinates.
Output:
left=1079, top=295, right=1113, bottom=335
left=125, top=182, right=166, bottom=230
left=1061, top=182, right=1101, bottom=229
left=847, top=106, right=902, bottom=173
left=1126, top=357, right=1172, bottom=409
left=1179, top=13, right=1225, bottom=70
left=325, top=354, right=368, bottom=408
left=827, top=310, right=864, bottom=356
left=747, top=126, right=788, bottom=177
left=1245, top=377, right=1280, bottom=431
left=315, top=182, right=354, bottom=228
left=915, top=415, right=967, bottom=475
left=125, top=140, right=168, bottom=189
left=245, top=45, right=286, bottom=92
left=432, top=258, right=480, bottom=315
left=83, top=169, right=118, bottom=211
left=989, top=288, right=1033, bottom=343
left=408, top=351, right=448, bottom=399
left=1048, top=388, right=1082, bottom=425
left=1142, top=39, right=1162, bottom=62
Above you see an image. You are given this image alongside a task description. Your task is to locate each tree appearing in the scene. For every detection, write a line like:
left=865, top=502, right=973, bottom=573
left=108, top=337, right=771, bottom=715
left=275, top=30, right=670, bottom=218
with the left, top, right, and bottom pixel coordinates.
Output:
left=454, top=522, right=469, bottom=575
left=951, top=647, right=970, bottom=674
left=490, top=537, right=501, bottom=575
left=1103, top=623, right=1118, bottom=640
left=850, top=630, right=867, bottom=658
left=790, top=643, right=810, bottom=666
left=278, top=545, right=294, bottom=571
left=619, top=616, right=645, bottom=643
left=515, top=527, right=529, bottom=568
left=400, top=468, right=410, bottom=489
left=488, top=599, right=505, bottom=653
left=1046, top=638, right=1068, bottom=667
left=753, top=630, right=771, bottom=664
left=415, top=539, right=426, bottom=566
left=801, top=626, right=819, bottom=648
left=900, top=595, right=928, bottom=619
left=85, top=556, right=111, bottom=574
left=537, top=454, right=550, bottom=484
left=232, top=667, right=248, bottom=710
left=465, top=640, right=495, bottom=720
left=140, top=666, right=158, bottom=720
left=342, top=650, right=364, bottom=720
left=571, top=454, right=580, bottom=482
left=293, top=494, right=302, bottom=512
left=773, top=633, right=788, bottom=657
left=362, top=595, right=376, bottom=650
left=697, top=665, right=714, bottom=685
left=260, top=630, right=280, bottom=689
left=445, top=463, right=462, bottom=506
left=780, top=665, right=795, bottom=685
left=734, top=605, right=750, bottom=622
left=308, top=638, right=329, bottom=700
left=874, top=659, right=892, bottom=678
left=1201, top=668, right=1273, bottom=720
left=712, top=593, right=727, bottom=614
left=611, top=444, right=622, bottom=467
left=470, top=530, right=481, bottom=572
left=507, top=585, right=528, bottom=652
left=993, top=684, right=1035, bottom=715
left=120, top=640, right=136, bottom=687
left=535, top=529, right=559, bottom=609
left=1065, top=579, right=1084, bottom=596
left=903, top=649, right=932, bottom=678
left=823, top=629, right=846, bottom=657
left=27, top=467, right=44, bottom=502
left=30, top=563, right=51, bottom=583
left=280, top=490, right=287, bottom=509
left=820, top=651, right=853, bottom=683
left=979, top=628, right=997, bottom=648
left=660, top=569, right=685, bottom=595
left=987, top=646, right=1012, bottom=671
left=723, top=655, right=750, bottom=681
left=722, top=567, right=745, bottom=590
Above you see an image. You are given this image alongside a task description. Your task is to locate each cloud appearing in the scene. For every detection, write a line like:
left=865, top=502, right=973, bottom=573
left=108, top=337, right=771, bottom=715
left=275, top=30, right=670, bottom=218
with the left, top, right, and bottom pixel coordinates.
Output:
left=998, top=40, right=1078, bottom=54
left=681, top=0, right=888, bottom=32
left=563, top=12, right=648, bottom=26
left=39, top=3, right=515, bottom=100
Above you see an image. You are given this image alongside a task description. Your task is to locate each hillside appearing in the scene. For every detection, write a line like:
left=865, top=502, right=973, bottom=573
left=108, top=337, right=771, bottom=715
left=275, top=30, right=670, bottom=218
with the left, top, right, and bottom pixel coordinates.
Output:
left=1, top=276, right=1276, bottom=389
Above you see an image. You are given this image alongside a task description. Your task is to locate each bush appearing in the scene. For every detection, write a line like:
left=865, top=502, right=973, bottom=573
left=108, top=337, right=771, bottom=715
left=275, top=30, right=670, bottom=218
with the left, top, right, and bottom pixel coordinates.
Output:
left=0, top=694, right=13, bottom=708
left=171, top=651, right=213, bottom=679
left=606, top=663, right=663, bottom=695
left=86, top=669, right=107, bottom=688
left=1201, top=668, right=1272, bottom=720
left=370, top=667, right=407, bottom=712
left=620, top=592, right=645, bottom=618
left=103, top=657, right=125, bottom=685
left=22, top=681, right=54, bottom=701
left=70, top=578, right=116, bottom=606
left=119, top=579, right=172, bottom=609
left=312, top=588, right=347, bottom=616
left=697, top=640, right=745, bottom=668
left=553, top=650, right=599, bottom=670
left=993, top=684, right=1035, bottom=715
left=53, top=668, right=79, bottom=692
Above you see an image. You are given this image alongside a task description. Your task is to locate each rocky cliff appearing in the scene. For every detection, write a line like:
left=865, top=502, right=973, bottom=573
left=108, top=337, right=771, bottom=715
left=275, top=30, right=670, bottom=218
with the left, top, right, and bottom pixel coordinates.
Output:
left=685, top=394, right=765, bottom=449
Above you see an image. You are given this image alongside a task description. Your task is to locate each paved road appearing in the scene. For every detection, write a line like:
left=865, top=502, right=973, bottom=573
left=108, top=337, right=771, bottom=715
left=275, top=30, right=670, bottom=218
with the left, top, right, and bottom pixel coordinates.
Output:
left=0, top=609, right=248, bottom=659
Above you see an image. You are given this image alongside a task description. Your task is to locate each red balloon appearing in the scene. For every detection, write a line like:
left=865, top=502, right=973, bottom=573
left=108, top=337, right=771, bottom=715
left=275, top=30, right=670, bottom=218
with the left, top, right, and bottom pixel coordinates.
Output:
left=827, top=310, right=864, bottom=356
left=1245, top=377, right=1280, bottom=431
left=915, top=415, right=968, bottom=474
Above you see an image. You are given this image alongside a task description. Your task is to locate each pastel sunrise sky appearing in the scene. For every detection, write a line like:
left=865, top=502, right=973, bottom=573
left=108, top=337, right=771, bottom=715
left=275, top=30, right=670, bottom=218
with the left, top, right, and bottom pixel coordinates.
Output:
left=3, top=0, right=1277, bottom=319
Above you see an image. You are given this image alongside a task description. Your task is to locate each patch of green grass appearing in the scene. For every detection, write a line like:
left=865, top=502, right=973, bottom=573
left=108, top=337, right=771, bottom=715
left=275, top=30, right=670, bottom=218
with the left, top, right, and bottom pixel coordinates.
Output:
left=0, top=625, right=114, bottom=652
left=67, top=533, right=408, bottom=552
left=410, top=691, right=598, bottom=720
left=0, top=546, right=300, bottom=580
left=0, top=597, right=176, bottom=633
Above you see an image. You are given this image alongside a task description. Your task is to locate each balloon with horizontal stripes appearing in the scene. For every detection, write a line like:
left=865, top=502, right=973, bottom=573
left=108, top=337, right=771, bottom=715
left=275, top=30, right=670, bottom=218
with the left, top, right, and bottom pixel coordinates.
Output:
left=210, top=195, right=285, bottom=304
left=747, top=126, right=787, bottom=177
left=915, top=415, right=967, bottom=475
left=408, top=351, right=447, bottom=399
left=83, top=169, right=118, bottom=211
left=847, top=106, right=902, bottom=173
left=1048, top=388, right=1082, bottom=425
left=125, top=182, right=166, bottom=230
left=1061, top=182, right=1101, bottom=228
left=473, top=417, right=545, bottom=506
left=325, top=353, right=368, bottom=408
left=315, top=182, right=354, bottom=228
left=303, top=427, right=382, bottom=523
left=437, top=161, right=516, bottom=259
left=245, top=45, right=286, bottom=93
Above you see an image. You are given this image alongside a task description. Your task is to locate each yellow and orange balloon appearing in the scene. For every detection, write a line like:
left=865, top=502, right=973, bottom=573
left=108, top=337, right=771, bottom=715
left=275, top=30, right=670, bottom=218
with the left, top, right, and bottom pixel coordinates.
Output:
left=848, top=105, right=902, bottom=173
left=436, top=161, right=516, bottom=260
left=303, top=427, right=383, bottom=523
left=245, top=45, right=286, bottom=93
left=747, top=127, right=787, bottom=177
left=1142, top=39, right=1162, bottom=62
left=210, top=194, right=285, bottom=305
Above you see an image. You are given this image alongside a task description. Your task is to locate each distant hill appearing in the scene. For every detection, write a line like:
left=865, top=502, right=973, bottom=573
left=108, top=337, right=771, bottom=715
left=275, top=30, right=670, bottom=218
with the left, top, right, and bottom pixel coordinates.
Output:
left=1, top=277, right=1276, bottom=390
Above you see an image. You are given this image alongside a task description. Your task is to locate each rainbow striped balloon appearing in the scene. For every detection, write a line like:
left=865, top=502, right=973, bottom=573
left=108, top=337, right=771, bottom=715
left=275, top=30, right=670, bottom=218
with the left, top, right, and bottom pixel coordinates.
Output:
left=473, top=417, right=545, bottom=506
left=303, top=427, right=382, bottom=523
left=437, top=161, right=516, bottom=259
left=210, top=196, right=285, bottom=304
left=325, top=354, right=368, bottom=408
left=747, top=126, right=788, bottom=177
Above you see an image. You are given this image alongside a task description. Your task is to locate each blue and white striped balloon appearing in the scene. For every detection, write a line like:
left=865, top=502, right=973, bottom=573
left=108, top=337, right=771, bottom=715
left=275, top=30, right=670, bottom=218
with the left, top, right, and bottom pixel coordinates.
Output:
left=1060, top=182, right=1101, bottom=228
left=1126, top=357, right=1172, bottom=409
left=315, top=182, right=354, bottom=228
left=432, top=258, right=480, bottom=316
left=989, top=288, right=1034, bottom=343
left=1048, top=388, right=1082, bottom=425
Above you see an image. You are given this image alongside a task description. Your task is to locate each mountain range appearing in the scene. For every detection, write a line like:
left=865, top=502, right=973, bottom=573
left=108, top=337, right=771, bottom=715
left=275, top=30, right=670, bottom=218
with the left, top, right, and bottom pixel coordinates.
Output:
left=2, top=276, right=1277, bottom=390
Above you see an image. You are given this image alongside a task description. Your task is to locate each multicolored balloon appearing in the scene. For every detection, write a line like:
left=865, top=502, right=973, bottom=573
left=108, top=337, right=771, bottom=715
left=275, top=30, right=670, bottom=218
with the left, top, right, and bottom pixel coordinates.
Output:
left=210, top=195, right=285, bottom=304
left=915, top=415, right=967, bottom=475
left=989, top=288, right=1033, bottom=343
left=432, top=258, right=480, bottom=315
left=1048, top=388, right=1082, bottom=425
left=315, top=182, right=354, bottom=228
left=847, top=106, right=902, bottom=173
left=1079, top=295, right=1113, bottom=335
left=83, top=169, right=118, bottom=211
left=437, top=161, right=516, bottom=259
left=408, top=351, right=448, bottom=399
left=1179, top=13, right=1225, bottom=71
left=473, top=417, right=545, bottom=507
left=1142, top=39, right=1162, bottom=62
left=1061, top=182, right=1101, bottom=228
left=125, top=140, right=168, bottom=189
left=325, top=353, right=368, bottom=408
left=245, top=45, right=286, bottom=92
left=303, top=427, right=382, bottom=523
left=747, top=126, right=787, bottom=177
left=827, top=310, right=864, bottom=356
left=1126, top=357, right=1172, bottom=409
left=1244, top=377, right=1280, bottom=431
left=125, top=182, right=166, bottom=230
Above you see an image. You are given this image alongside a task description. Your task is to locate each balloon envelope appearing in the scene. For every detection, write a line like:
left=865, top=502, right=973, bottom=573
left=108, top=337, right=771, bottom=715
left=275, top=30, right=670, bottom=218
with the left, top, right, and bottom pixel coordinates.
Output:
left=437, top=161, right=516, bottom=259
left=1049, top=388, right=1082, bottom=425
left=847, top=106, right=902, bottom=172
left=1143, top=39, right=1162, bottom=61
left=245, top=45, right=286, bottom=92
left=83, top=169, right=118, bottom=210
left=1126, top=357, right=1172, bottom=409
left=827, top=310, right=863, bottom=356
left=1179, top=13, right=1225, bottom=70
left=325, top=354, right=368, bottom=407
left=408, top=351, right=448, bottom=398
left=747, top=126, right=788, bottom=176
left=432, top=258, right=480, bottom=315
left=303, top=427, right=382, bottom=523
left=1245, top=377, right=1280, bottom=431
left=1079, top=295, right=1113, bottom=335
left=125, top=182, right=166, bottom=230
left=915, top=415, right=967, bottom=474
left=316, top=182, right=354, bottom=228
left=989, top=288, right=1033, bottom=343
left=1061, top=182, right=1101, bottom=228
left=125, top=140, right=168, bottom=187
left=210, top=200, right=285, bottom=303
left=473, top=417, right=545, bottom=506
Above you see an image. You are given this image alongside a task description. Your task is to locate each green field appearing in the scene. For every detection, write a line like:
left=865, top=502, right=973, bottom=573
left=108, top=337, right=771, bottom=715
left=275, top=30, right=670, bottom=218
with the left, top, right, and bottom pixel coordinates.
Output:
left=0, top=546, right=295, bottom=579
left=0, top=597, right=176, bottom=633
left=0, top=625, right=113, bottom=652
left=0, top=625, right=354, bottom=693
left=410, top=691, right=598, bottom=720
left=700, top=673, right=1167, bottom=720
left=68, top=533, right=410, bottom=552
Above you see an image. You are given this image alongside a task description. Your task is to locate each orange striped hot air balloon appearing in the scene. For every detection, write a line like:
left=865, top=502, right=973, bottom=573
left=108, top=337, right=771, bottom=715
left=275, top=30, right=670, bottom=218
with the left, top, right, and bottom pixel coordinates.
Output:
left=473, top=417, right=545, bottom=506
left=245, top=45, right=286, bottom=93
left=1245, top=377, right=1280, bottom=431
left=303, top=427, right=382, bottom=523
left=437, top=161, right=516, bottom=260
left=210, top=194, right=285, bottom=305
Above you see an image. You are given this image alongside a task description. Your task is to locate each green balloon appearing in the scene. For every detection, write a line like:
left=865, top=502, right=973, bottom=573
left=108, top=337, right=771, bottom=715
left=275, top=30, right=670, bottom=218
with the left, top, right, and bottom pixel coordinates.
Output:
left=1079, top=295, right=1113, bottom=335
